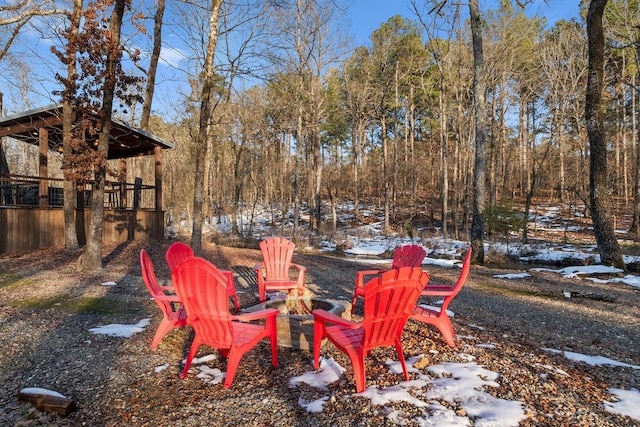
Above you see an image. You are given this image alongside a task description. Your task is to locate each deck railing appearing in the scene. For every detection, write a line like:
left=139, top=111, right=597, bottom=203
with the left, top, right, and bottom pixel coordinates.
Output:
left=0, top=174, right=156, bottom=210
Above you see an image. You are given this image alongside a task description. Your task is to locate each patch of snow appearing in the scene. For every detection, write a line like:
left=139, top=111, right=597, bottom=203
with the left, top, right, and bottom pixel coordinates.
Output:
left=543, top=349, right=640, bottom=369
left=88, top=318, right=150, bottom=338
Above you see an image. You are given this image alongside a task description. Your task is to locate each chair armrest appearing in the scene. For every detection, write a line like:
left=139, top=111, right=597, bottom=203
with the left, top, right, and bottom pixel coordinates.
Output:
left=234, top=308, right=279, bottom=322
left=290, top=263, right=306, bottom=287
left=290, top=263, right=306, bottom=274
left=313, top=309, right=361, bottom=328
left=153, top=294, right=181, bottom=302
left=420, top=285, right=455, bottom=297
left=355, top=269, right=384, bottom=288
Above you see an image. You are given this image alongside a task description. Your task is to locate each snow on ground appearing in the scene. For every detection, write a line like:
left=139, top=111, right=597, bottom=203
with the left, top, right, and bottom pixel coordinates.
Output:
left=543, top=349, right=640, bottom=370
left=132, top=203, right=640, bottom=421
left=286, top=354, right=528, bottom=426
left=19, top=388, right=67, bottom=399
left=88, top=313, right=640, bottom=423
left=90, top=232, right=640, bottom=423
left=87, top=318, right=150, bottom=338
left=604, top=388, right=640, bottom=421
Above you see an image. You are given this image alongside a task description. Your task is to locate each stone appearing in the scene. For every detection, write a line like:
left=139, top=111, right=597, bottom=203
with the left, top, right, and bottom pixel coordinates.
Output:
left=244, top=298, right=351, bottom=351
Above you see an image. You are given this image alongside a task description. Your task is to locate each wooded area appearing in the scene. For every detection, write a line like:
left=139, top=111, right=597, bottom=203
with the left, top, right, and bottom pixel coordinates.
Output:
left=1, top=0, right=639, bottom=267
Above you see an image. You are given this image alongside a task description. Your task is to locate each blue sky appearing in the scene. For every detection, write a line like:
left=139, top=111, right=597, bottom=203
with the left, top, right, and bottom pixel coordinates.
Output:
left=347, top=0, right=581, bottom=46
left=0, top=0, right=583, bottom=118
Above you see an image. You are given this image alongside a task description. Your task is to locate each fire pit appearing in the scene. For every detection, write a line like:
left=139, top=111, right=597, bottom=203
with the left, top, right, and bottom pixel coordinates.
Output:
left=244, top=297, right=351, bottom=351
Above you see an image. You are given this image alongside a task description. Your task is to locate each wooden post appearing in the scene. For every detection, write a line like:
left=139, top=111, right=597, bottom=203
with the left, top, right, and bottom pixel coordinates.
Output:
left=154, top=146, right=162, bottom=211
left=39, top=127, right=49, bottom=206
left=0, top=92, right=8, bottom=177
left=119, top=158, right=127, bottom=208
left=0, top=92, right=8, bottom=206
left=133, top=177, right=142, bottom=209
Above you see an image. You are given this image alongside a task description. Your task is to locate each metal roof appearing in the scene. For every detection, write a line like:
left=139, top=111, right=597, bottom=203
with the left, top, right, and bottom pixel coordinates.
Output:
left=0, top=104, right=174, bottom=159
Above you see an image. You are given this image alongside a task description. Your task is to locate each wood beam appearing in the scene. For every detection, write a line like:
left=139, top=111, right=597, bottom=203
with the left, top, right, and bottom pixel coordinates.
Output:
left=0, top=116, right=63, bottom=138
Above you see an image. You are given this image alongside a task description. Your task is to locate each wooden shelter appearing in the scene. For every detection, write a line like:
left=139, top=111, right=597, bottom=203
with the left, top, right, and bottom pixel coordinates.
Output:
left=0, top=104, right=174, bottom=253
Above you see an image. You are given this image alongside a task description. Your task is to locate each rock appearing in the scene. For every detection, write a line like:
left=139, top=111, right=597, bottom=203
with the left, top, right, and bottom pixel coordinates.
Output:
left=413, top=355, right=429, bottom=370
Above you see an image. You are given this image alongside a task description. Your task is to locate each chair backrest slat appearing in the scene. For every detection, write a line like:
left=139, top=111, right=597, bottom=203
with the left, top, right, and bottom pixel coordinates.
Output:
left=391, top=244, right=426, bottom=269
left=260, top=237, right=295, bottom=280
left=172, top=257, right=234, bottom=347
left=362, top=267, right=429, bottom=348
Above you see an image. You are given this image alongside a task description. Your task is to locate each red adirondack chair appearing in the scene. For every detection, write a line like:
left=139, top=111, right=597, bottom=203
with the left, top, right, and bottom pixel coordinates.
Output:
left=255, top=237, right=306, bottom=302
left=165, top=241, right=194, bottom=272
left=139, top=249, right=187, bottom=349
left=166, top=241, right=240, bottom=310
left=172, top=257, right=279, bottom=388
left=313, top=267, right=430, bottom=393
left=411, top=248, right=472, bottom=348
left=352, top=244, right=426, bottom=306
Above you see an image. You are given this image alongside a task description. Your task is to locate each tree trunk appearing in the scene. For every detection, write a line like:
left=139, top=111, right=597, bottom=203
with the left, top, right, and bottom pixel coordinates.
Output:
left=351, top=125, right=360, bottom=219
left=558, top=102, right=566, bottom=202
left=231, top=144, right=243, bottom=236
left=469, top=0, right=486, bottom=264
left=190, top=0, right=223, bottom=255
left=140, top=0, right=165, bottom=130
left=585, top=0, right=625, bottom=269
left=81, top=0, right=127, bottom=271
left=313, top=130, right=322, bottom=232
left=62, top=0, right=82, bottom=253
left=382, top=117, right=390, bottom=232
left=439, top=87, right=448, bottom=238
left=631, top=47, right=640, bottom=233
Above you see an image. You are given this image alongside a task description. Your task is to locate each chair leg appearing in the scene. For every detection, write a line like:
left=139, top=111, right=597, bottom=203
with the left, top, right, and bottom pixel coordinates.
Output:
left=412, top=310, right=457, bottom=348
left=151, top=319, right=173, bottom=349
left=230, top=294, right=240, bottom=311
left=223, top=350, right=243, bottom=388
left=394, top=339, right=410, bottom=381
left=313, top=322, right=323, bottom=370
left=267, top=318, right=279, bottom=368
left=348, top=350, right=366, bottom=393
left=436, top=316, right=456, bottom=347
left=180, top=338, right=201, bottom=379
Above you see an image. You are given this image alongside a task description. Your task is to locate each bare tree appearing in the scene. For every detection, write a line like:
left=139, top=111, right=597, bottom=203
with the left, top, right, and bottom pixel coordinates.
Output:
left=190, top=0, right=223, bottom=255
left=0, top=0, right=66, bottom=61
left=81, top=0, right=133, bottom=270
left=585, top=0, right=625, bottom=269
left=468, top=0, right=487, bottom=264
left=52, top=0, right=83, bottom=252
left=140, top=0, right=164, bottom=130
left=271, top=0, right=348, bottom=235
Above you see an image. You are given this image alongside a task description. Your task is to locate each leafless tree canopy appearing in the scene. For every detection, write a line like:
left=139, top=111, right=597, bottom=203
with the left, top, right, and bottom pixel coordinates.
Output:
left=2, top=0, right=640, bottom=267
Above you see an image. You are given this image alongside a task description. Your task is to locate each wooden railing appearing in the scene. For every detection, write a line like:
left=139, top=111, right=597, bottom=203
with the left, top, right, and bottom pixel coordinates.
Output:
left=0, top=174, right=157, bottom=210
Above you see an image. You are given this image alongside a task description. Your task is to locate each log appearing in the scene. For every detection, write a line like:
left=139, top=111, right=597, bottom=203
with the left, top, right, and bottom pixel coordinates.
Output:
left=18, top=389, right=76, bottom=416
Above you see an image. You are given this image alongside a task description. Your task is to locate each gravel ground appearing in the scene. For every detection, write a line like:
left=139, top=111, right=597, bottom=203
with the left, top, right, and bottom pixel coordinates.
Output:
left=0, top=240, right=639, bottom=426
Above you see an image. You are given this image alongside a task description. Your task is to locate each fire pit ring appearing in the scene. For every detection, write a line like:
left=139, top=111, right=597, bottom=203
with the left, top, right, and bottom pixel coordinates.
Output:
left=244, top=297, right=352, bottom=351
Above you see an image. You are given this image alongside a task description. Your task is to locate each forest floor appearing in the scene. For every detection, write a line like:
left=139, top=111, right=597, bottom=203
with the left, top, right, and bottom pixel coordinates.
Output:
left=0, top=238, right=639, bottom=426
